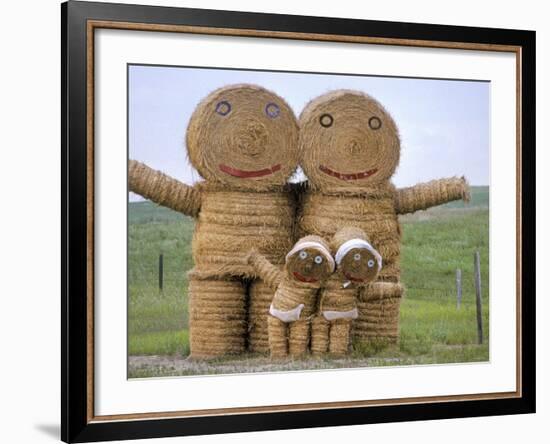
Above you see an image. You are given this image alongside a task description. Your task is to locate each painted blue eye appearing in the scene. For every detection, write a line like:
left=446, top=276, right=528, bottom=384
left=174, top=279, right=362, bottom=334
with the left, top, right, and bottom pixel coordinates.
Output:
left=215, top=101, right=231, bottom=116
left=367, top=259, right=375, bottom=268
left=369, top=116, right=382, bottom=130
left=265, top=102, right=280, bottom=118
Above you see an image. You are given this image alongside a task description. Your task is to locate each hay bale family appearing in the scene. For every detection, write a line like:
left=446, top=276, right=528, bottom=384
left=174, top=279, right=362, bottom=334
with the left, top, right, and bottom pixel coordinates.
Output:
left=129, top=84, right=469, bottom=360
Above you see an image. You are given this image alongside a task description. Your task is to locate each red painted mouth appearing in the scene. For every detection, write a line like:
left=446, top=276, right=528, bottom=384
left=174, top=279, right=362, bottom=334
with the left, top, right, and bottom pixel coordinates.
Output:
left=219, top=163, right=282, bottom=178
left=293, top=271, right=318, bottom=283
left=319, top=165, right=378, bottom=181
left=343, top=271, right=365, bottom=283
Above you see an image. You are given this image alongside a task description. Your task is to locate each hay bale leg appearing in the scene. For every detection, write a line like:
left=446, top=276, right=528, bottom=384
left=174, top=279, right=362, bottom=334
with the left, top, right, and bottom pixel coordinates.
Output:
left=288, top=319, right=310, bottom=358
left=311, top=315, right=329, bottom=356
left=328, top=319, right=352, bottom=356
left=188, top=276, right=247, bottom=359
left=354, top=282, right=403, bottom=346
left=268, top=315, right=288, bottom=358
left=248, top=278, right=273, bottom=354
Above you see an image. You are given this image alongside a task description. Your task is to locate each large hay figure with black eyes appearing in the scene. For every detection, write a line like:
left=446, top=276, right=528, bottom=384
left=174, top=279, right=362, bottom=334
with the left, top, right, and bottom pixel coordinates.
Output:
left=247, top=236, right=334, bottom=359
left=128, top=84, right=300, bottom=358
left=298, top=90, right=469, bottom=347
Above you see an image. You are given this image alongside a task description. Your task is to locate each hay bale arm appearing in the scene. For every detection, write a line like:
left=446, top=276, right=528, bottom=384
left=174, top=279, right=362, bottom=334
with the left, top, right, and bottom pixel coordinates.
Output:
left=394, top=176, right=470, bottom=215
left=247, top=250, right=283, bottom=290
left=129, top=160, right=201, bottom=217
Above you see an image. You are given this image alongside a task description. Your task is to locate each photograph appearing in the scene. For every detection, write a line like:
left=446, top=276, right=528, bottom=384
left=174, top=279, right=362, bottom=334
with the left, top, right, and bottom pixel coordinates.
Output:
left=127, top=64, right=489, bottom=378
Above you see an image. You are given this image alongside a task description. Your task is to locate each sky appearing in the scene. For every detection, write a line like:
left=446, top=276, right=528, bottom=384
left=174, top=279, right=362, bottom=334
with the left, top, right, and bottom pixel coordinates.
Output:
left=128, top=64, right=490, bottom=200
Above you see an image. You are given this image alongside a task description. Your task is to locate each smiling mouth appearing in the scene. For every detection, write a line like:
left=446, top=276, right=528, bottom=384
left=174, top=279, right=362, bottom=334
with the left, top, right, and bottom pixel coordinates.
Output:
left=293, top=271, right=318, bottom=283
left=343, top=271, right=365, bottom=283
left=319, top=165, right=378, bottom=181
left=219, top=163, right=282, bottom=178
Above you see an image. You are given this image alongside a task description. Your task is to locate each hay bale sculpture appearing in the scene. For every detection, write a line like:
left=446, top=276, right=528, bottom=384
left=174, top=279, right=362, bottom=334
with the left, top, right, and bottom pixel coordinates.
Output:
left=128, top=84, right=300, bottom=358
left=247, top=236, right=334, bottom=358
left=298, top=90, right=470, bottom=347
left=311, top=227, right=396, bottom=356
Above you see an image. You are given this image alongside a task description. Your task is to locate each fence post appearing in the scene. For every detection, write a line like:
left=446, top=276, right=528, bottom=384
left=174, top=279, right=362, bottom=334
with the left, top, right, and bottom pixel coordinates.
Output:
left=159, top=253, right=164, bottom=292
left=456, top=269, right=462, bottom=309
left=474, top=251, right=483, bottom=344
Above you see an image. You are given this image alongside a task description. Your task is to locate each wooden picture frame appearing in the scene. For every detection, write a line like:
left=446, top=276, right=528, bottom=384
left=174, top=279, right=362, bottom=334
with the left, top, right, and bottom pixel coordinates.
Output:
left=62, top=1, right=535, bottom=442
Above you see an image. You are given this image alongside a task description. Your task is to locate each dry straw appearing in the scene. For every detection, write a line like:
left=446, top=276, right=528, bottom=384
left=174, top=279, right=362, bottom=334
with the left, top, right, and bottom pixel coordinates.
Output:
left=311, top=227, right=380, bottom=356
left=248, top=236, right=333, bottom=358
left=298, top=90, right=470, bottom=347
left=128, top=84, right=300, bottom=358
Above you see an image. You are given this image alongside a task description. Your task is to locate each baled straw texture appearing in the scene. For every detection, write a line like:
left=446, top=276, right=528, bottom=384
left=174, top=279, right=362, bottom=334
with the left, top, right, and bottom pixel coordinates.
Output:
left=298, top=90, right=469, bottom=347
left=248, top=236, right=330, bottom=358
left=311, top=316, right=330, bottom=355
left=248, top=279, right=277, bottom=354
left=129, top=85, right=301, bottom=360
left=312, top=228, right=366, bottom=356
left=328, top=319, right=353, bottom=356
left=394, top=176, right=471, bottom=214
left=299, top=90, right=400, bottom=194
left=354, top=282, right=404, bottom=344
left=331, top=226, right=368, bottom=251
left=268, top=316, right=288, bottom=358
left=186, top=84, right=300, bottom=192
left=298, top=185, right=402, bottom=283
left=288, top=320, right=311, bottom=357
left=192, top=182, right=296, bottom=278
left=312, top=276, right=358, bottom=356
left=311, top=228, right=368, bottom=356
left=129, top=160, right=201, bottom=218
left=188, top=274, right=247, bottom=359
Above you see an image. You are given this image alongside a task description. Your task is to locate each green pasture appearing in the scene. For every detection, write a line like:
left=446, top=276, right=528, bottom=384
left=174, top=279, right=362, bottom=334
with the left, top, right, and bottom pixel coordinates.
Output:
left=128, top=186, right=489, bottom=376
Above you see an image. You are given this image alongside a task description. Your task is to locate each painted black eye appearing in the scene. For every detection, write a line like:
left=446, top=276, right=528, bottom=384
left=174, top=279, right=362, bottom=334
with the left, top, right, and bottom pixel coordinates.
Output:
left=320, top=114, right=333, bottom=128
left=265, top=102, right=280, bottom=118
left=215, top=101, right=231, bottom=116
left=369, top=116, right=382, bottom=130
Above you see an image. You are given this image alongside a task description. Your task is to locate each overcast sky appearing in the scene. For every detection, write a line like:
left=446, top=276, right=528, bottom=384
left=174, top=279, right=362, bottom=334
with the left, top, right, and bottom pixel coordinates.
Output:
left=129, top=64, right=489, bottom=200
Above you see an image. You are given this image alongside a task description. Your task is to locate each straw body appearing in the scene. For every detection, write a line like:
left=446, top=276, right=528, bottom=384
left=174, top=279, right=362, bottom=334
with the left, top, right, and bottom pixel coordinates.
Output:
left=248, top=239, right=330, bottom=359
left=298, top=89, right=470, bottom=349
left=128, top=84, right=301, bottom=359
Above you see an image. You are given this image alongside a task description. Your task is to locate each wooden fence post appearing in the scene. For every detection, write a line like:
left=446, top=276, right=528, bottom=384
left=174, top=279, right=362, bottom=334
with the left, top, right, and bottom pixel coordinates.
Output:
left=159, top=253, right=164, bottom=292
left=474, top=251, right=483, bottom=344
left=456, top=269, right=462, bottom=309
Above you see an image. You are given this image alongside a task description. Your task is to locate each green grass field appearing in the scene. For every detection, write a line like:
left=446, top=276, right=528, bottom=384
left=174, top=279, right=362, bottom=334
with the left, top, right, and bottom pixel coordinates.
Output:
left=128, top=186, right=489, bottom=377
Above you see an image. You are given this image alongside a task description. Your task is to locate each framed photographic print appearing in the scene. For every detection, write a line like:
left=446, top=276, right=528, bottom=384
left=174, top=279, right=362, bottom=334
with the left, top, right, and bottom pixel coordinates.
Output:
left=61, top=1, right=535, bottom=442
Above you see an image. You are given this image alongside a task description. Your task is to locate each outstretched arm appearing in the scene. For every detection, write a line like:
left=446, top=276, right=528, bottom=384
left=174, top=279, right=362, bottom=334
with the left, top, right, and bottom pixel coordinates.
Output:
left=129, top=160, right=201, bottom=218
left=361, top=282, right=404, bottom=300
left=247, top=249, right=283, bottom=290
left=394, top=176, right=470, bottom=215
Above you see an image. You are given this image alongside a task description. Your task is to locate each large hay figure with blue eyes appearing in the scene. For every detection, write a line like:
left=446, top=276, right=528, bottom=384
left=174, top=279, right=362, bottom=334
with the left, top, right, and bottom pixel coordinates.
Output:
left=128, top=84, right=300, bottom=358
left=298, top=90, right=469, bottom=348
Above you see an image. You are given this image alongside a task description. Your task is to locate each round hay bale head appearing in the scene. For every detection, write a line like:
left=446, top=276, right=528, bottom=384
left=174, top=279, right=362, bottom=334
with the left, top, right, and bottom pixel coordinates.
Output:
left=186, top=84, right=300, bottom=191
left=285, top=235, right=334, bottom=283
left=299, top=90, right=400, bottom=192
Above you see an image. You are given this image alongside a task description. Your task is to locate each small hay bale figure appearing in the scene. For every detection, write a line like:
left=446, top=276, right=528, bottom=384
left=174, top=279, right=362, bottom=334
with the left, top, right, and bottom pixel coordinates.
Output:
left=128, top=84, right=300, bottom=359
left=298, top=90, right=470, bottom=347
left=311, top=227, right=382, bottom=356
left=247, top=236, right=335, bottom=359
